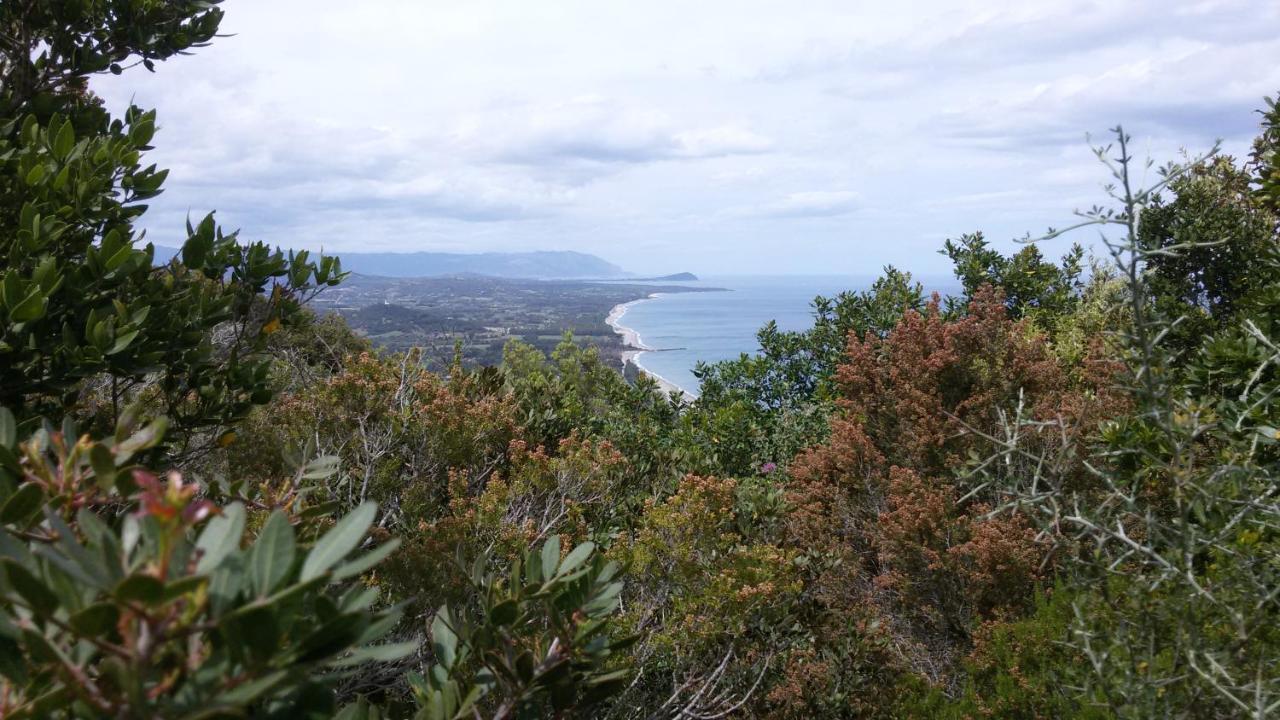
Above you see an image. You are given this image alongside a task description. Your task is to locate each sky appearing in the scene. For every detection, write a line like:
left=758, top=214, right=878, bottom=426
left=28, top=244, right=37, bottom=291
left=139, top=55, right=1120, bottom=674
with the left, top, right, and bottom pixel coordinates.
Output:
left=94, top=0, right=1280, bottom=276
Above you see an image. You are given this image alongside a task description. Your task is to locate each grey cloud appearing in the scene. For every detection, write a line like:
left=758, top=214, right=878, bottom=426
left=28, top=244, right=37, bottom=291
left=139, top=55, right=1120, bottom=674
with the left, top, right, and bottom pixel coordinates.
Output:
left=754, top=1, right=1277, bottom=84
left=458, top=97, right=772, bottom=167
left=87, top=0, right=1279, bottom=274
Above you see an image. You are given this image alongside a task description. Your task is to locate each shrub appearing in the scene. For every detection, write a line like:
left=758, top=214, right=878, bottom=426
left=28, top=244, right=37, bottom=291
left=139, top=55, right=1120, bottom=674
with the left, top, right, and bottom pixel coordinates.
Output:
left=0, top=408, right=408, bottom=718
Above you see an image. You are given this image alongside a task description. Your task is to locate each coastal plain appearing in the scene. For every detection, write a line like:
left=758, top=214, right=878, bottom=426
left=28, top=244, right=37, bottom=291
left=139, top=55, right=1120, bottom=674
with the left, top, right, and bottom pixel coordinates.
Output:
left=310, top=273, right=717, bottom=376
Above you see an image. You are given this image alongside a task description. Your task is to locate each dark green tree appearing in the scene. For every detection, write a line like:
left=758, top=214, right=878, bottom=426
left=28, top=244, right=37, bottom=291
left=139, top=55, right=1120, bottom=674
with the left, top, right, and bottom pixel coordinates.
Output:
left=1252, top=94, right=1280, bottom=212
left=941, top=231, right=1084, bottom=321
left=1138, top=156, right=1278, bottom=354
left=0, top=0, right=343, bottom=452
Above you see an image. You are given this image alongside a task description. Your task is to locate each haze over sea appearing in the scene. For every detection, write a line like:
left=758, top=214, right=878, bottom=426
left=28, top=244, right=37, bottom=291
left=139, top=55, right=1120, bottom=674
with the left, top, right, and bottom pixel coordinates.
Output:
left=612, top=275, right=962, bottom=395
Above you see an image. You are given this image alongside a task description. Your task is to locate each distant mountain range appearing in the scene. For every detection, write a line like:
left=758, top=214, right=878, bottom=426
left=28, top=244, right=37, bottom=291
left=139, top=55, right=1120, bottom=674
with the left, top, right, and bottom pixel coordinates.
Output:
left=155, top=247, right=628, bottom=279
left=335, top=250, right=630, bottom=279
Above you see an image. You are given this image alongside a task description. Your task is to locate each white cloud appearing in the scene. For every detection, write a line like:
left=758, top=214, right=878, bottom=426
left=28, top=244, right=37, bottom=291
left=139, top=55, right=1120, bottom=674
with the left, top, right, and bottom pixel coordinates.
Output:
left=90, top=0, right=1279, bottom=274
left=452, top=96, right=771, bottom=169
left=736, top=190, right=862, bottom=219
left=673, top=126, right=773, bottom=157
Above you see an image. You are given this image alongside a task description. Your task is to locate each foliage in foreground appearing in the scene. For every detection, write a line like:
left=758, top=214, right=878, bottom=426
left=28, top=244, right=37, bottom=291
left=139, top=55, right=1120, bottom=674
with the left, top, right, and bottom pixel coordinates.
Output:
left=4, top=0, right=1280, bottom=716
left=0, top=408, right=407, bottom=718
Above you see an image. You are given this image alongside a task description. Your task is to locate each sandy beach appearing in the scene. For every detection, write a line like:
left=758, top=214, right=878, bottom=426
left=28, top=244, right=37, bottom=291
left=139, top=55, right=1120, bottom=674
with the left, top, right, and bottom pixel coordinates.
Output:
left=605, top=295, right=695, bottom=400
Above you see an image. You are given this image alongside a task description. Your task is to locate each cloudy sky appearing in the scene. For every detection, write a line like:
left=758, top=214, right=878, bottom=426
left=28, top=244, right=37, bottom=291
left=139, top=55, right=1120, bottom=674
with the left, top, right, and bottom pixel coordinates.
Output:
left=95, top=0, right=1280, bottom=275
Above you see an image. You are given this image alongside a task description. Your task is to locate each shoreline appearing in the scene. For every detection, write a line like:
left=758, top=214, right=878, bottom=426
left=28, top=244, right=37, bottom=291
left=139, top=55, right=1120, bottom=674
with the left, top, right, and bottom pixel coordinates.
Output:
left=605, top=295, right=696, bottom=400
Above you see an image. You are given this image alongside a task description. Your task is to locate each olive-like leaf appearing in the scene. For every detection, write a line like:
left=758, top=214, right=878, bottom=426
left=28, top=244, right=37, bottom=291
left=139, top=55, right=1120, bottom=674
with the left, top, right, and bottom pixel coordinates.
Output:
left=431, top=607, right=458, bottom=671
left=489, top=599, right=519, bottom=626
left=0, top=407, right=14, bottom=448
left=0, top=483, right=44, bottom=524
left=1, top=559, right=58, bottom=614
left=195, top=501, right=245, bottom=573
left=114, top=573, right=165, bottom=605
left=540, top=535, right=561, bottom=581
left=301, top=501, right=375, bottom=582
left=554, top=541, right=595, bottom=578
left=247, top=510, right=295, bottom=596
left=331, top=538, right=400, bottom=582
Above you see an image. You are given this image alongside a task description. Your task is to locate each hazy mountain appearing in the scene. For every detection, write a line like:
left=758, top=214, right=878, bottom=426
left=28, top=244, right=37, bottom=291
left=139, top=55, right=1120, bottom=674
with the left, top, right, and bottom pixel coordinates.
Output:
left=638, top=272, right=698, bottom=281
left=154, top=247, right=627, bottom=279
left=338, top=250, right=631, bottom=278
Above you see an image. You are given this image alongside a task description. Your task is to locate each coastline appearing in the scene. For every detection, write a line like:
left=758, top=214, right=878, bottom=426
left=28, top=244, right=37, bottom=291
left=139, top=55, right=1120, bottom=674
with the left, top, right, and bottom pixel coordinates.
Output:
left=605, top=295, right=696, bottom=400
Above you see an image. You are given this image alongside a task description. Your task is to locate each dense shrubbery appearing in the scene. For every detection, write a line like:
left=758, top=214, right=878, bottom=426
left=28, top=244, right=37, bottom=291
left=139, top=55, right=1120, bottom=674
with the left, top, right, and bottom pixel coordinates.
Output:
left=3, top=3, right=1279, bottom=717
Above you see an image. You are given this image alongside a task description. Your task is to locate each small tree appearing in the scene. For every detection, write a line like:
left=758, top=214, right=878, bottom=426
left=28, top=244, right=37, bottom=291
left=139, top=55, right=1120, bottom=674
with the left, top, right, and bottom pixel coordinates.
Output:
left=977, top=126, right=1280, bottom=718
left=941, top=231, right=1085, bottom=321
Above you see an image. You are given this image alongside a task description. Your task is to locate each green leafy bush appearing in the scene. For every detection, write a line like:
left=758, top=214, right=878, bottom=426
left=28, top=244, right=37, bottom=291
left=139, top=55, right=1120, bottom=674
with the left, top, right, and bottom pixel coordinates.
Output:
left=411, top=535, right=631, bottom=720
left=0, top=408, right=408, bottom=718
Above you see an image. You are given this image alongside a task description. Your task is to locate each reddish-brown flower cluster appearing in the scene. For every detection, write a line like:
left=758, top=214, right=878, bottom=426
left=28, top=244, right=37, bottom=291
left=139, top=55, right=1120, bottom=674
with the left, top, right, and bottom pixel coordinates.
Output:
left=778, top=285, right=1119, bottom=703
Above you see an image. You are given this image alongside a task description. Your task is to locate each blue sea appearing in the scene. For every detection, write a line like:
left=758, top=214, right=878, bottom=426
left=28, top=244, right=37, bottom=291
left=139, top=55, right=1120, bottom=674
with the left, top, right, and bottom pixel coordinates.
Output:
left=612, top=275, right=959, bottom=396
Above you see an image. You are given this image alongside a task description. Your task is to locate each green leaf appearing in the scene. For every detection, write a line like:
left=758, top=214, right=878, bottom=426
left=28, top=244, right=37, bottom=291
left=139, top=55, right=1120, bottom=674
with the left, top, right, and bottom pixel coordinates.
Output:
left=53, top=122, right=74, bottom=160
left=301, top=501, right=376, bottom=582
left=454, top=684, right=485, bottom=719
left=431, top=608, right=458, bottom=671
left=9, top=289, right=47, bottom=322
left=301, top=455, right=340, bottom=480
left=20, top=627, right=64, bottom=664
left=69, top=603, right=119, bottom=636
left=297, top=500, right=341, bottom=521
left=50, top=163, right=71, bottom=191
left=333, top=699, right=377, bottom=720
left=0, top=407, right=14, bottom=448
left=226, top=604, right=281, bottom=661
left=0, top=635, right=27, bottom=685
left=115, top=418, right=169, bottom=458
left=114, top=573, right=165, bottom=605
left=586, top=668, right=631, bottom=686
left=24, top=164, right=46, bottom=185
left=489, top=599, right=518, bottom=626
left=247, top=510, right=296, bottom=596
left=331, top=640, right=419, bottom=667
left=130, top=117, right=156, bottom=147
left=331, top=538, right=400, bottom=581
left=540, top=535, right=561, bottom=580
left=555, top=541, right=594, bottom=577
left=195, top=502, right=245, bottom=573
left=207, top=554, right=245, bottom=616
left=340, top=585, right=379, bottom=613
left=89, top=443, right=117, bottom=491
left=297, top=615, right=365, bottom=663
left=0, top=483, right=44, bottom=524
left=581, top=668, right=631, bottom=705
left=106, top=328, right=139, bottom=355
left=2, top=560, right=58, bottom=614
left=162, top=575, right=209, bottom=601
left=217, top=669, right=287, bottom=706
